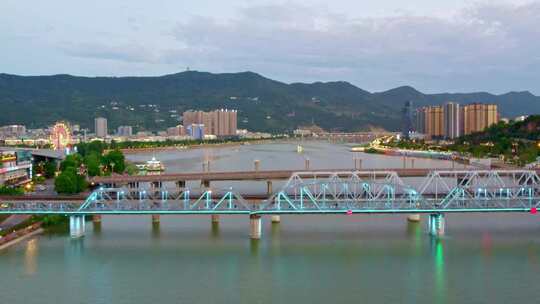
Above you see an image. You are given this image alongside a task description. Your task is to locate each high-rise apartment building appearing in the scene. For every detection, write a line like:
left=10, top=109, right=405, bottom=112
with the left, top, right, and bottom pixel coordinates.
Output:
left=117, top=125, right=133, bottom=137
left=401, top=101, right=415, bottom=139
left=95, top=117, right=108, bottom=138
left=416, top=106, right=444, bottom=139
left=167, top=125, right=185, bottom=137
left=187, top=124, right=205, bottom=140
left=182, top=109, right=237, bottom=136
left=416, top=102, right=498, bottom=139
left=443, top=102, right=460, bottom=139
left=462, top=103, right=498, bottom=135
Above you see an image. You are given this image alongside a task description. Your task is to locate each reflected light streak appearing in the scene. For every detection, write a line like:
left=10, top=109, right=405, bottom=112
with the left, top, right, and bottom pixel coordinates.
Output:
left=24, top=239, right=39, bottom=275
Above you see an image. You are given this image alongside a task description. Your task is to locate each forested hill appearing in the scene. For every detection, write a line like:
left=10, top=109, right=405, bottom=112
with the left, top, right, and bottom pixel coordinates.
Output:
left=0, top=71, right=539, bottom=132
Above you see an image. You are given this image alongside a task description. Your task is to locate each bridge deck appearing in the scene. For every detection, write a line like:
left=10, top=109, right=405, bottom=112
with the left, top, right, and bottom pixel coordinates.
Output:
left=91, top=168, right=540, bottom=184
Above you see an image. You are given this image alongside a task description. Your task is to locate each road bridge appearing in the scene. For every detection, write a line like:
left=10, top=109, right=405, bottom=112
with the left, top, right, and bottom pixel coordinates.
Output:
left=2, top=170, right=540, bottom=239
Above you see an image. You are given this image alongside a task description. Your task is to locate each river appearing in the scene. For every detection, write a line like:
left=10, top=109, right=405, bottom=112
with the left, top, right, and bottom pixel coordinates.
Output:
left=0, top=141, right=539, bottom=304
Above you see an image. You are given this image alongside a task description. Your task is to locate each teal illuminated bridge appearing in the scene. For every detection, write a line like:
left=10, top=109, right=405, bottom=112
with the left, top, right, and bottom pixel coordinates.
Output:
left=1, top=170, right=539, bottom=238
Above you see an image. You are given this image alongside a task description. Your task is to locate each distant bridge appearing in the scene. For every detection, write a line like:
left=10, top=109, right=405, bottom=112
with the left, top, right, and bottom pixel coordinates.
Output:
left=2, top=170, right=539, bottom=238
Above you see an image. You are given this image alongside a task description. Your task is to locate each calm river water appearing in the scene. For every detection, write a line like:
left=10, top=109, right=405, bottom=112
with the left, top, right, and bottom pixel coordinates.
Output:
left=1, top=141, right=539, bottom=304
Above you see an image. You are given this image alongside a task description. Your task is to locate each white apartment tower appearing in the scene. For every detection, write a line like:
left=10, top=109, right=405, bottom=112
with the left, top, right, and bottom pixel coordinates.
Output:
left=95, top=117, right=108, bottom=138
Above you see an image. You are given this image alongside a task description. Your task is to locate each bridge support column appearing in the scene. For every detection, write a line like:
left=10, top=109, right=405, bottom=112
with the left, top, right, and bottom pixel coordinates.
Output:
left=304, top=158, right=310, bottom=170
left=92, top=215, right=102, bottom=223
left=254, top=160, right=260, bottom=172
left=69, top=215, right=85, bottom=238
left=176, top=180, right=186, bottom=188
left=201, top=180, right=210, bottom=188
left=428, top=213, right=445, bottom=237
left=250, top=214, right=262, bottom=239
left=271, top=215, right=281, bottom=223
left=266, top=180, right=273, bottom=196
left=211, top=214, right=220, bottom=223
left=407, top=214, right=421, bottom=222
left=152, top=214, right=160, bottom=223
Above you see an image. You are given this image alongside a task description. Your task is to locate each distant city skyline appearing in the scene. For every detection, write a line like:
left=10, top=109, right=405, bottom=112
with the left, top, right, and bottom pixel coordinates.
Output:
left=1, top=1, right=540, bottom=94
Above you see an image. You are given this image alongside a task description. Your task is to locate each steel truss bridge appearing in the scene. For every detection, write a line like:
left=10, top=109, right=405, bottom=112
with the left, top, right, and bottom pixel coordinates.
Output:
left=1, top=170, right=539, bottom=237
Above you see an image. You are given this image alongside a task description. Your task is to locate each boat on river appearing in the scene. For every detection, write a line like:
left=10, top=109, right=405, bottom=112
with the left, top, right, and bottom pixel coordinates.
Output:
left=135, top=156, right=165, bottom=173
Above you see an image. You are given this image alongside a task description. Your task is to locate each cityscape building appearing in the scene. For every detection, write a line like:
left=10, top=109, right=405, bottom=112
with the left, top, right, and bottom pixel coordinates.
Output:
left=94, top=117, right=108, bottom=138
left=416, top=105, right=443, bottom=139
left=183, top=109, right=237, bottom=136
left=0, top=149, right=32, bottom=186
left=167, top=125, right=185, bottom=137
left=0, top=125, right=26, bottom=138
left=462, top=103, right=498, bottom=135
left=443, top=102, right=460, bottom=139
left=401, top=101, right=415, bottom=139
left=417, top=102, right=498, bottom=139
left=117, top=126, right=133, bottom=137
left=186, top=124, right=205, bottom=140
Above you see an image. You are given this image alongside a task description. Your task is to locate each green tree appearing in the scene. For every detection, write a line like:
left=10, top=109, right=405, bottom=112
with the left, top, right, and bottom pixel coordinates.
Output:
left=44, top=161, right=57, bottom=178
left=0, top=186, right=24, bottom=195
left=54, top=167, right=87, bottom=194
left=125, top=163, right=139, bottom=176
left=54, top=172, right=77, bottom=194
left=78, top=140, right=105, bottom=157
left=84, top=153, right=101, bottom=177
left=60, top=154, right=82, bottom=171
left=102, top=149, right=126, bottom=173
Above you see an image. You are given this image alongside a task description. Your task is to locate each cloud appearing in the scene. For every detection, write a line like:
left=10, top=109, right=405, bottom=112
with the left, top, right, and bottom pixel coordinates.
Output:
left=61, top=1, right=540, bottom=92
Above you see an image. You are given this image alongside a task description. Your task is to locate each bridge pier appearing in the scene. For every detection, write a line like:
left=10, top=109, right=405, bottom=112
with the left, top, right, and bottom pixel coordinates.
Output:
left=266, top=180, right=273, bottom=196
left=176, top=180, right=186, bottom=188
left=92, top=215, right=102, bottom=223
left=201, top=180, right=210, bottom=188
left=211, top=214, right=220, bottom=223
left=428, top=213, right=445, bottom=237
left=152, top=214, right=160, bottom=223
left=407, top=214, right=421, bottom=222
left=69, top=215, right=86, bottom=238
left=271, top=215, right=281, bottom=223
left=250, top=214, right=262, bottom=239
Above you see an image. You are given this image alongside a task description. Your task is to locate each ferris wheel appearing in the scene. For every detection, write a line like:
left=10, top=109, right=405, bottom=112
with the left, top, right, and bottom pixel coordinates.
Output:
left=50, top=122, right=72, bottom=151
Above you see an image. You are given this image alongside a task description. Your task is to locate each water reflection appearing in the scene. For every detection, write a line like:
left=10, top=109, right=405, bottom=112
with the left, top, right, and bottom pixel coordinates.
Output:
left=249, top=239, right=260, bottom=257
left=211, top=222, right=220, bottom=239
left=68, top=238, right=85, bottom=257
left=92, top=222, right=102, bottom=238
left=406, top=220, right=423, bottom=254
left=151, top=222, right=161, bottom=238
left=270, top=221, right=281, bottom=254
left=431, top=237, right=446, bottom=304
left=24, top=239, right=39, bottom=275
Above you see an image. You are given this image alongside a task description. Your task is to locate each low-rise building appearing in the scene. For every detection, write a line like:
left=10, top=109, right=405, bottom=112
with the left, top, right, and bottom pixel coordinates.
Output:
left=0, top=149, right=32, bottom=186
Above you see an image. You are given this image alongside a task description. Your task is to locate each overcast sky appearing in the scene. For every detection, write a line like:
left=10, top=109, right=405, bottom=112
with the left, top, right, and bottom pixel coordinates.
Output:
left=1, top=0, right=539, bottom=94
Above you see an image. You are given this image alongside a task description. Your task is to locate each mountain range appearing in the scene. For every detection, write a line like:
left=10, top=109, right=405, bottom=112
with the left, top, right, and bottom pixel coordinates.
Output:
left=0, top=71, right=539, bottom=133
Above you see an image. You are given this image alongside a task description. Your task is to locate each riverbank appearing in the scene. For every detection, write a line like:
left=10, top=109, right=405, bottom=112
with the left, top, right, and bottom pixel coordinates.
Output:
left=0, top=223, right=43, bottom=250
left=113, top=139, right=277, bottom=155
